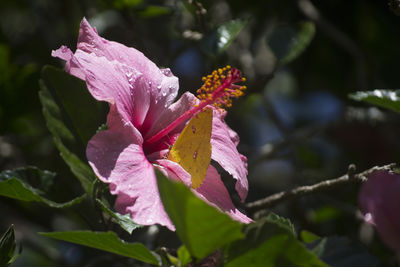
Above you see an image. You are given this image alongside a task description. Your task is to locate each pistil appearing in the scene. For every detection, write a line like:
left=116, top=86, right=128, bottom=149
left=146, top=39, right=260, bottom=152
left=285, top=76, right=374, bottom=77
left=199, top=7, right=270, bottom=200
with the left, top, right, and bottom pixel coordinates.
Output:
left=145, top=66, right=246, bottom=145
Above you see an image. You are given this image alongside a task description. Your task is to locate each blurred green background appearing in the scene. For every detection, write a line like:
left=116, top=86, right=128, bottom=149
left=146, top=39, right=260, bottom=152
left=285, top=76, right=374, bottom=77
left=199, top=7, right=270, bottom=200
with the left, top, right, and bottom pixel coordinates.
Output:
left=1, top=0, right=400, bottom=266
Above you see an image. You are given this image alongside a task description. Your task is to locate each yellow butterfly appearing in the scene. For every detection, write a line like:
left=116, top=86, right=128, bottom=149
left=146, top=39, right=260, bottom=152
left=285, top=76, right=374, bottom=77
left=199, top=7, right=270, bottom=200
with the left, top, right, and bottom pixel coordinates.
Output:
left=168, top=108, right=213, bottom=188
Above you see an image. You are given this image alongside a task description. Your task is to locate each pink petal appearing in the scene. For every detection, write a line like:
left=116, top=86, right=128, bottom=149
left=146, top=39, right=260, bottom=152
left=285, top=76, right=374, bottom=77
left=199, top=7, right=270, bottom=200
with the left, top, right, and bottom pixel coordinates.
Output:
left=359, top=170, right=400, bottom=253
left=76, top=18, right=179, bottom=131
left=87, top=107, right=174, bottom=230
left=52, top=46, right=86, bottom=80
left=145, top=92, right=198, bottom=140
left=195, top=165, right=252, bottom=224
left=210, top=109, right=248, bottom=201
left=154, top=159, right=192, bottom=187
left=67, top=50, right=150, bottom=129
left=51, top=45, right=73, bottom=61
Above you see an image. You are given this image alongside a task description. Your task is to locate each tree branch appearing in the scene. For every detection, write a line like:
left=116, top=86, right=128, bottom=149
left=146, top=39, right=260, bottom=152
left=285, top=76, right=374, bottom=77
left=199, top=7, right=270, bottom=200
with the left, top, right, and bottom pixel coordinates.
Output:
left=245, top=163, right=397, bottom=213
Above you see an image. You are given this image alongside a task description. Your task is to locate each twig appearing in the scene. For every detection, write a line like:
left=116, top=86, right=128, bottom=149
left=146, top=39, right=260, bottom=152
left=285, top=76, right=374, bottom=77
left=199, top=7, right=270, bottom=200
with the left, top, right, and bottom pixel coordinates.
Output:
left=246, top=163, right=397, bottom=213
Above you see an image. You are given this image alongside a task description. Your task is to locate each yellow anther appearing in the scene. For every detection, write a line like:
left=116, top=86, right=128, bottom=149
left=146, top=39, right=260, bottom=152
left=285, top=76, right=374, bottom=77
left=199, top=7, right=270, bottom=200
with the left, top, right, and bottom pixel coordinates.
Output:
left=196, top=65, right=246, bottom=110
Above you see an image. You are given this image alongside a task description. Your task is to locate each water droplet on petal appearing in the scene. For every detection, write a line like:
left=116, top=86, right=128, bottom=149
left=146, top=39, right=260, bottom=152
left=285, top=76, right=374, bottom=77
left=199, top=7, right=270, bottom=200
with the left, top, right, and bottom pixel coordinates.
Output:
left=162, top=91, right=167, bottom=96
left=157, top=85, right=162, bottom=91
left=161, top=69, right=172, bottom=76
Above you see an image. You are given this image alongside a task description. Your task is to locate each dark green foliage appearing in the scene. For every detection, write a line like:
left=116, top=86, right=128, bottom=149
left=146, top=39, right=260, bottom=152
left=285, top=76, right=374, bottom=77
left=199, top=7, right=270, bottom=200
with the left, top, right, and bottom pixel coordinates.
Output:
left=224, top=214, right=327, bottom=267
left=39, top=72, right=98, bottom=195
left=95, top=198, right=142, bottom=234
left=0, top=166, right=85, bottom=208
left=0, top=225, right=20, bottom=266
left=268, top=21, right=315, bottom=66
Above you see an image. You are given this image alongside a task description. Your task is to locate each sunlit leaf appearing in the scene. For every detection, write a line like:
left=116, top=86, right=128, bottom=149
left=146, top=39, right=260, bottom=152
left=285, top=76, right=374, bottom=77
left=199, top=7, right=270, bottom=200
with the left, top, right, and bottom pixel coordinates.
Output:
left=177, top=245, right=192, bottom=267
left=40, top=231, right=161, bottom=266
left=156, top=170, right=244, bottom=259
left=0, top=167, right=85, bottom=208
left=349, top=90, right=400, bottom=113
left=201, top=19, right=248, bottom=55
left=96, top=199, right=142, bottom=234
left=268, top=21, right=315, bottom=66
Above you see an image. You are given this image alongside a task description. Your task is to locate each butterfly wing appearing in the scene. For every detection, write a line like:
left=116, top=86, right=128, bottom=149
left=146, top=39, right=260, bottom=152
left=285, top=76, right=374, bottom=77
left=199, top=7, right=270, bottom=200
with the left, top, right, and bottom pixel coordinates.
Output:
left=168, top=108, right=213, bottom=188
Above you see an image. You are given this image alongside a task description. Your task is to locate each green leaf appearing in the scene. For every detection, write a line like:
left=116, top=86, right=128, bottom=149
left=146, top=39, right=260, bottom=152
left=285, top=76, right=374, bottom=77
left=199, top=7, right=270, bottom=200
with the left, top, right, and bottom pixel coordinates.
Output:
left=201, top=19, right=248, bottom=55
left=301, top=231, right=327, bottom=258
left=268, top=21, right=315, bottom=66
left=113, top=0, right=142, bottom=9
left=156, top=170, right=244, bottom=259
left=41, top=65, right=106, bottom=145
left=266, top=213, right=296, bottom=237
left=349, top=89, right=400, bottom=113
left=39, top=75, right=97, bottom=195
left=177, top=245, right=192, bottom=267
left=224, top=215, right=328, bottom=267
left=0, top=225, right=19, bottom=266
left=0, top=167, right=86, bottom=208
left=300, top=230, right=321, bottom=244
left=309, top=205, right=342, bottom=223
left=96, top=199, right=142, bottom=234
left=40, top=231, right=161, bottom=266
left=0, top=166, right=55, bottom=193
left=139, top=5, right=171, bottom=17
left=308, top=238, right=327, bottom=258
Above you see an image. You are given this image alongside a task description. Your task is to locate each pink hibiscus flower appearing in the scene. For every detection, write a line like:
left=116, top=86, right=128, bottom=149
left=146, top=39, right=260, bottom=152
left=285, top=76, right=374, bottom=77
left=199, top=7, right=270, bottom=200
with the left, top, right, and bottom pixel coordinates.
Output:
left=359, top=170, right=400, bottom=254
left=52, top=18, right=251, bottom=230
